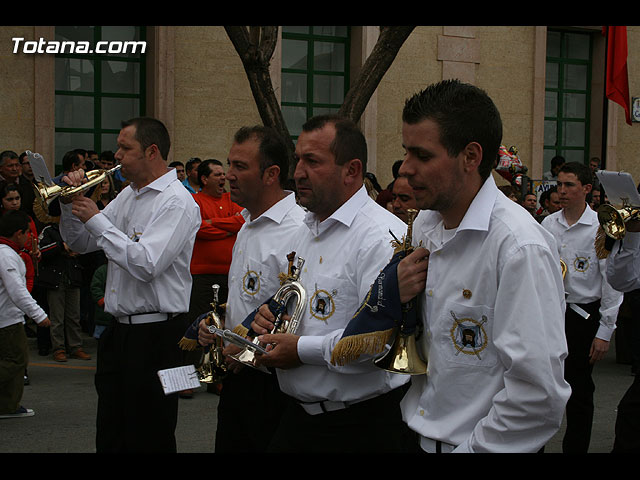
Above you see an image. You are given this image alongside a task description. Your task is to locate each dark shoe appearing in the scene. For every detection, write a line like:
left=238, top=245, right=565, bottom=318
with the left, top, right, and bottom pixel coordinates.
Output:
left=0, top=406, right=34, bottom=419
left=38, top=347, right=50, bottom=356
left=53, top=350, right=67, bottom=362
left=70, top=348, right=91, bottom=360
left=24, top=374, right=30, bottom=386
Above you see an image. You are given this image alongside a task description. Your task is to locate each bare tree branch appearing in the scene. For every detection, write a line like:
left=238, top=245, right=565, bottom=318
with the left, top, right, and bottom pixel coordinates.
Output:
left=338, top=26, right=415, bottom=122
left=226, top=26, right=415, bottom=177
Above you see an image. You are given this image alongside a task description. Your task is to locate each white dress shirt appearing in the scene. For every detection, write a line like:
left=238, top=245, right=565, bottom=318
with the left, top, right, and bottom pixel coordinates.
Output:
left=275, top=185, right=409, bottom=404
left=606, top=232, right=640, bottom=293
left=542, top=204, right=623, bottom=341
left=225, top=191, right=305, bottom=332
left=0, top=245, right=47, bottom=329
left=400, top=175, right=571, bottom=453
left=59, top=169, right=201, bottom=318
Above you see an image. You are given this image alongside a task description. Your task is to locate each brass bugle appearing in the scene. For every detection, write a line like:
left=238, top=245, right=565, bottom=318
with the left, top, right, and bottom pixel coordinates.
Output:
left=374, top=208, right=428, bottom=375
left=34, top=164, right=121, bottom=206
left=230, top=253, right=307, bottom=372
left=597, top=203, right=640, bottom=240
left=196, top=284, right=228, bottom=384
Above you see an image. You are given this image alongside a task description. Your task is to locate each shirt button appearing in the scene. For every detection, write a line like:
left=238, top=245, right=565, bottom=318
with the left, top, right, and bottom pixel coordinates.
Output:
left=427, top=290, right=433, bottom=296
left=419, top=409, right=425, bottom=416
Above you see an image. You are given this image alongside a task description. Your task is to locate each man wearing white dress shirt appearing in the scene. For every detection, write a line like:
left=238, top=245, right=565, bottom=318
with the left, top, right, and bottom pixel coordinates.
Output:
left=605, top=217, right=640, bottom=452
left=197, top=125, right=305, bottom=453
left=541, top=161, right=623, bottom=453
left=250, top=114, right=412, bottom=453
left=58, top=117, right=200, bottom=453
left=397, top=79, right=571, bottom=453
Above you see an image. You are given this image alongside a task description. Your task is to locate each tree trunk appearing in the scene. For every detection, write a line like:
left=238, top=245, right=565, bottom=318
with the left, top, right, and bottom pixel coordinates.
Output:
left=225, top=25, right=416, bottom=178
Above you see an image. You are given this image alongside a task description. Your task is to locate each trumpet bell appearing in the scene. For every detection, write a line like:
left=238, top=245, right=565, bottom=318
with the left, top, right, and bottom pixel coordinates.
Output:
left=597, top=203, right=629, bottom=240
left=374, top=330, right=427, bottom=375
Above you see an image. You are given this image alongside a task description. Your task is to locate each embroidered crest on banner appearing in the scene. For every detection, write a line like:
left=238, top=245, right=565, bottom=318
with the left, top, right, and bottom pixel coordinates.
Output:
left=449, top=311, right=488, bottom=360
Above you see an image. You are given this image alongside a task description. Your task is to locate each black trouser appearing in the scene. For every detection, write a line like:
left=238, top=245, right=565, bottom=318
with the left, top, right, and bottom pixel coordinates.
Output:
left=214, top=367, right=287, bottom=453
left=562, top=300, right=601, bottom=453
left=94, top=316, right=184, bottom=453
left=613, top=290, right=640, bottom=452
left=266, top=385, right=415, bottom=453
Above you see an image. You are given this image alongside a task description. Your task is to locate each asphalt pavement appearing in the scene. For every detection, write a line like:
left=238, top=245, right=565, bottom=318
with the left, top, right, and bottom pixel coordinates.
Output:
left=0, top=329, right=635, bottom=454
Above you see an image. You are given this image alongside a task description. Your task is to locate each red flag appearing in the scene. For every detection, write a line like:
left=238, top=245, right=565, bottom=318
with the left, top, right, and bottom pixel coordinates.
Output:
left=603, top=26, right=632, bottom=125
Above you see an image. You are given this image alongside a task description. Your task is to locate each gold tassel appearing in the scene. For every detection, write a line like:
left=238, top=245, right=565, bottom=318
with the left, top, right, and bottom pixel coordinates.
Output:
left=594, top=226, right=610, bottom=260
left=178, top=337, right=198, bottom=351
left=330, top=328, right=394, bottom=366
left=232, top=324, right=249, bottom=338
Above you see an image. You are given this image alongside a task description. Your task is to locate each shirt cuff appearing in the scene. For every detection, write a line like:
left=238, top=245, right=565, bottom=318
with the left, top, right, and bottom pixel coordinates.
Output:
left=83, top=211, right=110, bottom=237
left=296, top=335, right=326, bottom=365
left=596, top=323, right=615, bottom=342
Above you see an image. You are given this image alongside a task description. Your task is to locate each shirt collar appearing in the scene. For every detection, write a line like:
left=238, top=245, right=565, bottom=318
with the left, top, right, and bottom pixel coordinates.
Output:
left=131, top=168, right=177, bottom=195
left=241, top=190, right=297, bottom=225
left=303, top=184, right=369, bottom=236
left=559, top=202, right=594, bottom=228
left=417, top=175, right=498, bottom=236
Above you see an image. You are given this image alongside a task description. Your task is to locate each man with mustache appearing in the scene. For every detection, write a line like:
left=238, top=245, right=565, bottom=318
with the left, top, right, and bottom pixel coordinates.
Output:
left=249, top=114, right=411, bottom=453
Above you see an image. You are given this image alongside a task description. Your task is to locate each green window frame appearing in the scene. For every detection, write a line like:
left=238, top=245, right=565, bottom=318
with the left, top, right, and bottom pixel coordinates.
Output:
left=544, top=29, right=593, bottom=171
left=54, top=26, right=146, bottom=173
left=281, top=26, right=350, bottom=140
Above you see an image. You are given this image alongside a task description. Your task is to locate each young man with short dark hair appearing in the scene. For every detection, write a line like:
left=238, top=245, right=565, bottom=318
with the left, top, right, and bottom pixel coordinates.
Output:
left=0, top=210, right=50, bottom=419
left=542, top=161, right=623, bottom=453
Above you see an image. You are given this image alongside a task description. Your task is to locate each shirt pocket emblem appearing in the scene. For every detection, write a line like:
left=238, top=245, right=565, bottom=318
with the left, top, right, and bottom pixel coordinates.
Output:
left=449, top=311, right=488, bottom=360
left=309, top=286, right=337, bottom=322
left=242, top=269, right=261, bottom=296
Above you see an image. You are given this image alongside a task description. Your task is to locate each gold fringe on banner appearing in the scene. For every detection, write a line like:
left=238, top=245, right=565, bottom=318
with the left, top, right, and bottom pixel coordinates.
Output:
left=232, top=324, right=249, bottom=338
left=178, top=336, right=198, bottom=351
left=330, top=328, right=394, bottom=366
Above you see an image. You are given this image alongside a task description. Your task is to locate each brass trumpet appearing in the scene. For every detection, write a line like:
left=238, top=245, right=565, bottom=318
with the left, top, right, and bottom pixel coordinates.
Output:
left=27, top=148, right=121, bottom=206
left=374, top=209, right=428, bottom=375
left=196, top=284, right=228, bottom=384
left=230, top=252, right=307, bottom=371
left=597, top=203, right=640, bottom=240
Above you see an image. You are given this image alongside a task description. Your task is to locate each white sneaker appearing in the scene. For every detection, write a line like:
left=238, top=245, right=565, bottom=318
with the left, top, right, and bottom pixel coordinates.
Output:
left=0, top=406, right=35, bottom=419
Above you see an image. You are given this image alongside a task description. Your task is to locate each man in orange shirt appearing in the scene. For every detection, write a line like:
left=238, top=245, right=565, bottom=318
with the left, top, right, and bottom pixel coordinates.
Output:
left=179, top=159, right=244, bottom=395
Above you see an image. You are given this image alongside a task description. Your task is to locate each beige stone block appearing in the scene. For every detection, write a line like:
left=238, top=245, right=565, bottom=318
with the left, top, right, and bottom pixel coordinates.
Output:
left=437, top=35, right=480, bottom=64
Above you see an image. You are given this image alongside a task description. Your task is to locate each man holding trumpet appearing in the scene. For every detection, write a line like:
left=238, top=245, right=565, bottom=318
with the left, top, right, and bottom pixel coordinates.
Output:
left=395, top=80, right=571, bottom=453
left=246, top=115, right=412, bottom=453
left=58, top=117, right=200, bottom=453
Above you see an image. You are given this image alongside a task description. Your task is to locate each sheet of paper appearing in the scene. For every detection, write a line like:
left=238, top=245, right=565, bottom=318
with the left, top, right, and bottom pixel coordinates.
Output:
left=596, top=170, right=640, bottom=206
left=157, top=365, right=201, bottom=395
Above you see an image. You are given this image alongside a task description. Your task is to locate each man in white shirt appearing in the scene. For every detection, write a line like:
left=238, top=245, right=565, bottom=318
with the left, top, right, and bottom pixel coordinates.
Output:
left=396, top=79, right=571, bottom=453
left=604, top=207, right=640, bottom=452
left=58, top=117, right=200, bottom=453
left=249, top=114, right=412, bottom=453
left=541, top=161, right=623, bottom=453
left=197, top=125, right=305, bottom=453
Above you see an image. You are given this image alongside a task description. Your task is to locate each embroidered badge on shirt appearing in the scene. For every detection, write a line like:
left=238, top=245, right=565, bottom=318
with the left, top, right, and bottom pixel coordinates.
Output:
left=449, top=311, right=488, bottom=360
left=129, top=229, right=143, bottom=242
left=242, top=269, right=261, bottom=296
left=310, top=285, right=337, bottom=322
left=573, top=255, right=590, bottom=273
